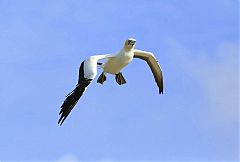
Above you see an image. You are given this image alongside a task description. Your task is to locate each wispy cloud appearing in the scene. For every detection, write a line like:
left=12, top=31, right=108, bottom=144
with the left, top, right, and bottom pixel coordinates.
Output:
left=57, top=154, right=117, bottom=162
left=194, top=42, right=238, bottom=124
left=57, top=154, right=79, bottom=162
left=167, top=39, right=239, bottom=125
left=166, top=39, right=239, bottom=160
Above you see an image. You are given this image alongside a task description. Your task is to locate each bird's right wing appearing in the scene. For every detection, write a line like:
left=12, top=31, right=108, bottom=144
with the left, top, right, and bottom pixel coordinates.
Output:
left=133, top=50, right=163, bottom=94
left=58, top=54, right=113, bottom=125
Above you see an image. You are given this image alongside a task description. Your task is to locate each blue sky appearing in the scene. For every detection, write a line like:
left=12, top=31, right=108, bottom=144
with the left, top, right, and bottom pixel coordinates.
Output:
left=0, top=0, right=239, bottom=161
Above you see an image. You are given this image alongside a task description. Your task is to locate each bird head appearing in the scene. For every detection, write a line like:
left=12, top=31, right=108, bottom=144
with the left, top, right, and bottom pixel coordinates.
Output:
left=124, top=38, right=136, bottom=50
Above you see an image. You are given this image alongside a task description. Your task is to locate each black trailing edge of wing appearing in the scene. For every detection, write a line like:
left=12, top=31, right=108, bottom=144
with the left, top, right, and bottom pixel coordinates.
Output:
left=58, top=61, right=92, bottom=125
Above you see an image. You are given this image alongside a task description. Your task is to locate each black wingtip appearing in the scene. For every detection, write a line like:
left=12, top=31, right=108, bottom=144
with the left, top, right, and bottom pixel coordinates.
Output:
left=159, top=89, right=163, bottom=94
left=58, top=113, right=67, bottom=126
left=58, top=114, right=64, bottom=125
left=58, top=117, right=65, bottom=126
left=58, top=79, right=93, bottom=126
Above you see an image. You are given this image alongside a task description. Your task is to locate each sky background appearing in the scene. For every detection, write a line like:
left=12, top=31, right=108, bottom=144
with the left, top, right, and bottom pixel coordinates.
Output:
left=0, top=0, right=239, bottom=161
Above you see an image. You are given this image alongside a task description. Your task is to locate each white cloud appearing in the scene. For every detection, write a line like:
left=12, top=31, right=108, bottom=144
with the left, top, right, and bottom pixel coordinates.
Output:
left=166, top=39, right=239, bottom=159
left=194, top=42, right=239, bottom=124
left=167, top=39, right=239, bottom=125
left=57, top=155, right=116, bottom=162
left=57, top=154, right=79, bottom=162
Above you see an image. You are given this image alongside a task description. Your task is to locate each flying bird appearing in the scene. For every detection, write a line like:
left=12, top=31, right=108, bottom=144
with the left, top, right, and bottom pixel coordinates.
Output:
left=58, top=38, right=163, bottom=125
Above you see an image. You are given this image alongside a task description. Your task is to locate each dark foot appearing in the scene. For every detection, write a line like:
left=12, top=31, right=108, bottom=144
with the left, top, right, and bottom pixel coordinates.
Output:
left=115, top=72, right=126, bottom=85
left=97, top=72, right=106, bottom=84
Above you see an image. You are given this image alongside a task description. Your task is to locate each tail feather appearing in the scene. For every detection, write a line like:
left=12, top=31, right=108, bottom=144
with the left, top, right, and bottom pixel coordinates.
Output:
left=58, top=79, right=92, bottom=125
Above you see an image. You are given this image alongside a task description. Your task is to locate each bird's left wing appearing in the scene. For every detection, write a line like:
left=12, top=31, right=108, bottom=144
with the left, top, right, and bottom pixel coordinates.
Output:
left=133, top=49, right=163, bottom=94
left=58, top=54, right=113, bottom=125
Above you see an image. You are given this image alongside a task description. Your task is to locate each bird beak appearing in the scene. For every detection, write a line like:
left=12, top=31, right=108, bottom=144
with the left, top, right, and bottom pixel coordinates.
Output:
left=128, top=41, right=136, bottom=46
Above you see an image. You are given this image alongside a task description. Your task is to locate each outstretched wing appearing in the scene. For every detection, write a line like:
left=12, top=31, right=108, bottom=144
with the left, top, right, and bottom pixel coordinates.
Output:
left=133, top=49, right=163, bottom=94
left=58, top=54, right=113, bottom=125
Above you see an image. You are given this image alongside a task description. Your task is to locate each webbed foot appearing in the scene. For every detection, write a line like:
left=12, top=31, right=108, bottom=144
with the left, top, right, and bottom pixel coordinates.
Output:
left=115, top=72, right=126, bottom=85
left=97, top=72, right=107, bottom=84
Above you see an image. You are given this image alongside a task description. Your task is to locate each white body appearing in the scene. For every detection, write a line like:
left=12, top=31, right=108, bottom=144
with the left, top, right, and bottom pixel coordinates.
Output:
left=103, top=49, right=134, bottom=74
left=83, top=49, right=134, bottom=79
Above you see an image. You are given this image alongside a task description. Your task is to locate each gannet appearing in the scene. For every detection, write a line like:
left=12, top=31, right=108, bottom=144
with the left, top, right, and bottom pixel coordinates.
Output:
left=58, top=38, right=163, bottom=125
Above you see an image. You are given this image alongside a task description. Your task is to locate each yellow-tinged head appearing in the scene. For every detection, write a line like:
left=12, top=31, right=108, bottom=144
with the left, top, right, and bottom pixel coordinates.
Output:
left=124, top=38, right=136, bottom=50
